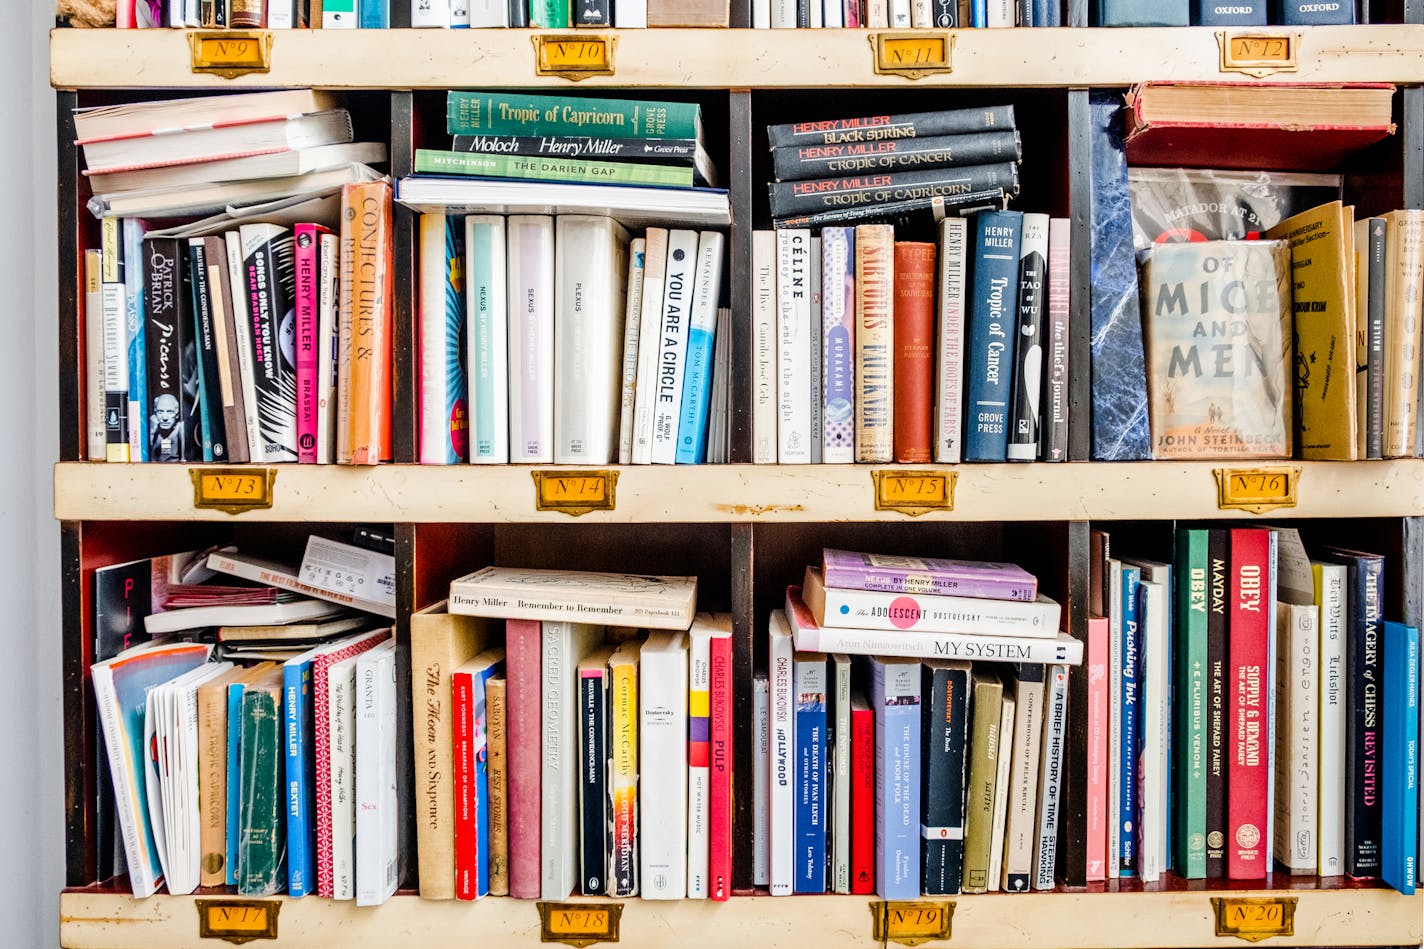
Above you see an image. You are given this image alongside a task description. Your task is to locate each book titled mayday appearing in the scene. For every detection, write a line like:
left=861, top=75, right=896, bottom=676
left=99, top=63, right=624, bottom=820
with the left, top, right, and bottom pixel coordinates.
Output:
left=448, top=566, right=697, bottom=630
left=821, top=548, right=1037, bottom=601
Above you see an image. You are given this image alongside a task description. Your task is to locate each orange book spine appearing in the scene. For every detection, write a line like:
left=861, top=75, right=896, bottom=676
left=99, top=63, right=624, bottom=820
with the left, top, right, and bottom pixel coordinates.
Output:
left=338, top=180, right=394, bottom=464
left=893, top=242, right=936, bottom=464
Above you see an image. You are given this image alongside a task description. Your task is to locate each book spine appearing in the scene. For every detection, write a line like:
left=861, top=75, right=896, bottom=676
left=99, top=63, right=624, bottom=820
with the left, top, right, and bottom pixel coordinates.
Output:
left=328, top=662, right=355, bottom=900
left=1086, top=617, right=1108, bottom=882
left=1004, top=666, right=1045, bottom=891
left=487, top=677, right=509, bottom=896
left=631, top=229, right=668, bottom=465
left=769, top=614, right=795, bottom=895
left=617, top=239, right=647, bottom=465
left=872, top=659, right=921, bottom=899
left=1205, top=531, right=1229, bottom=877
left=1034, top=665, right=1069, bottom=889
left=203, top=236, right=248, bottom=464
left=607, top=653, right=639, bottom=897
left=416, top=149, right=692, bottom=189
left=1117, top=565, right=1140, bottom=877
left=198, top=681, right=228, bottom=888
left=1380, top=622, right=1419, bottom=893
left=772, top=187, right=1007, bottom=232
left=580, top=669, right=608, bottom=896
left=767, top=105, right=1016, bottom=149
left=1040, top=218, right=1070, bottom=462
left=813, top=584, right=1058, bottom=636
left=1316, top=563, right=1347, bottom=876
left=1226, top=529, right=1270, bottom=879
left=676, top=231, right=724, bottom=465
left=356, top=649, right=399, bottom=906
left=121, top=220, right=147, bottom=463
left=226, top=682, right=245, bottom=887
left=1190, top=0, right=1265, bottom=22
left=754, top=675, right=770, bottom=888
left=506, top=216, right=555, bottom=464
left=1366, top=218, right=1387, bottom=459
left=893, top=242, right=936, bottom=463
left=687, top=633, right=712, bottom=899
left=447, top=92, right=697, bottom=139
left=777, top=229, right=813, bottom=464
left=809, top=237, right=822, bottom=465
left=768, top=162, right=1019, bottom=220
left=1346, top=554, right=1384, bottom=876
left=830, top=656, right=852, bottom=893
left=753, top=231, right=778, bottom=463
left=295, top=223, right=325, bottom=465
left=1139, top=577, right=1169, bottom=883
left=506, top=620, right=542, bottom=899
left=964, top=209, right=1023, bottom=462
left=176, top=249, right=202, bottom=461
left=986, top=0, right=1012, bottom=21
left=794, top=656, right=828, bottom=894
left=452, top=670, right=478, bottom=900
left=850, top=696, right=874, bottom=894
left=83, top=250, right=105, bottom=460
left=268, top=0, right=295, bottom=25
left=337, top=181, right=394, bottom=465
left=771, top=130, right=1020, bottom=183
left=931, top=0, right=956, bottom=23
left=649, top=229, right=698, bottom=465
left=1384, top=211, right=1424, bottom=458
left=241, top=224, right=299, bottom=463
left=1006, top=213, right=1048, bottom=462
left=1272, top=0, right=1353, bottom=22
left=821, top=227, right=856, bottom=464
left=921, top=665, right=969, bottom=895
left=1174, top=529, right=1210, bottom=879
left=1273, top=603, right=1318, bottom=874
left=541, top=624, right=582, bottom=901
left=464, top=216, right=509, bottom=464
left=576, top=0, right=612, bottom=27
left=708, top=632, right=734, bottom=901
left=417, top=213, right=465, bottom=465
left=143, top=235, right=188, bottom=464
left=412, top=0, right=453, bottom=25
left=935, top=217, right=968, bottom=464
left=1098, top=0, right=1188, bottom=21
left=284, top=661, right=314, bottom=897
left=321, top=0, right=358, bottom=26
left=531, top=0, right=571, bottom=28
left=639, top=638, right=689, bottom=899
left=962, top=676, right=1002, bottom=893
left=238, top=687, right=285, bottom=896
left=612, top=0, right=644, bottom=26
left=855, top=224, right=895, bottom=463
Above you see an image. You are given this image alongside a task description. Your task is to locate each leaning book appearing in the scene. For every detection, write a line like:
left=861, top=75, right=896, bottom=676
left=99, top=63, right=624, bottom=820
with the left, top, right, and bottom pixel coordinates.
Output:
left=448, top=566, right=697, bottom=630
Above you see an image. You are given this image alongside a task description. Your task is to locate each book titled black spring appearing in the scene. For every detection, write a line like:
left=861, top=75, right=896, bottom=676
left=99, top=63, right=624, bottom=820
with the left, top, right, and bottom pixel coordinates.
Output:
left=1204, top=528, right=1229, bottom=879
left=187, top=239, right=229, bottom=463
left=144, top=236, right=201, bottom=463
left=772, top=188, right=1007, bottom=231
left=766, top=105, right=1016, bottom=150
left=772, top=129, right=1021, bottom=183
left=768, top=162, right=1019, bottom=220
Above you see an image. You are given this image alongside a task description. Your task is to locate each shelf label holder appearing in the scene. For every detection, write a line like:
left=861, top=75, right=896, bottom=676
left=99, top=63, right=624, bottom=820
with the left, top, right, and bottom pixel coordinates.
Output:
left=191, top=467, right=277, bottom=515
left=871, top=469, right=956, bottom=516
left=1212, top=465, right=1300, bottom=515
left=532, top=34, right=617, bottom=81
left=195, top=899, right=279, bottom=945
left=1211, top=896, right=1297, bottom=942
left=870, top=32, right=955, bottom=80
left=188, top=31, right=274, bottom=79
left=532, top=469, right=618, bottom=516
left=537, top=901, right=622, bottom=947
left=870, top=900, right=954, bottom=947
left=1216, top=31, right=1300, bottom=78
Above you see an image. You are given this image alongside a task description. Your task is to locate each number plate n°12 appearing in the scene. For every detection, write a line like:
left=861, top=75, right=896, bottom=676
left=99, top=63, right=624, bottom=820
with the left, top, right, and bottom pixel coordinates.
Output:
left=1217, top=31, right=1300, bottom=78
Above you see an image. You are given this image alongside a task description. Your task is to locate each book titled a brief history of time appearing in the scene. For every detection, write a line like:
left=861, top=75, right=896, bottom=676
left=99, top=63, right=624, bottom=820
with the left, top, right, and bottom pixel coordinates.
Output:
left=448, top=566, right=697, bottom=629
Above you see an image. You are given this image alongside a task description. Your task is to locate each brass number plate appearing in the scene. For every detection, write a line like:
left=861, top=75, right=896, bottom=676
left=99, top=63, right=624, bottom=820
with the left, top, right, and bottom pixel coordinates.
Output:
left=871, top=32, right=955, bottom=80
left=872, top=469, right=956, bottom=516
left=533, top=35, right=617, bottom=80
left=195, top=899, right=279, bottom=945
left=538, top=902, right=622, bottom=947
left=191, top=467, right=277, bottom=515
left=1213, top=465, right=1300, bottom=515
left=188, top=31, right=274, bottom=79
left=532, top=469, right=618, bottom=516
left=1217, top=31, right=1300, bottom=78
left=1211, top=896, right=1296, bottom=942
left=870, top=900, right=954, bottom=947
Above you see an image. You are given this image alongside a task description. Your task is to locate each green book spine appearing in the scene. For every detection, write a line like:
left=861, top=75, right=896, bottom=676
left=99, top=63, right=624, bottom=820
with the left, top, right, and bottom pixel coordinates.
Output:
left=238, top=686, right=286, bottom=896
left=415, top=149, right=694, bottom=188
left=446, top=91, right=701, bottom=141
left=961, top=671, right=1003, bottom=894
left=530, top=0, right=571, bottom=26
left=1174, top=528, right=1210, bottom=878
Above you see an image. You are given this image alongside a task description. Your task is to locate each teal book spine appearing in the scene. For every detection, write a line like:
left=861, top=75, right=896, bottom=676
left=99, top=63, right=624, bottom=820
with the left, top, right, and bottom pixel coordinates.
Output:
left=446, top=91, right=700, bottom=141
left=1381, top=622, right=1419, bottom=894
left=239, top=686, right=287, bottom=896
left=225, top=681, right=245, bottom=886
left=1174, top=529, right=1209, bottom=878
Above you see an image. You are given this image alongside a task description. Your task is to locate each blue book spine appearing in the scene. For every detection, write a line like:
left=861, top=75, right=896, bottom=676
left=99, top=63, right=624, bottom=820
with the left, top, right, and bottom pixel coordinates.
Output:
left=1033, top=0, right=1060, bottom=24
left=1119, top=565, right=1141, bottom=877
left=360, top=0, right=391, bottom=27
left=1098, top=0, right=1188, bottom=22
left=675, top=325, right=717, bottom=465
left=872, top=657, right=922, bottom=899
left=122, top=219, right=148, bottom=462
left=971, top=0, right=987, bottom=24
left=474, top=665, right=495, bottom=897
left=964, top=209, right=1023, bottom=462
left=1382, top=622, right=1419, bottom=894
left=1087, top=92, right=1152, bottom=460
left=226, top=681, right=245, bottom=886
left=794, top=657, right=828, bottom=893
left=1191, top=0, right=1266, bottom=23
left=283, top=659, right=314, bottom=897
left=1271, top=0, right=1353, bottom=22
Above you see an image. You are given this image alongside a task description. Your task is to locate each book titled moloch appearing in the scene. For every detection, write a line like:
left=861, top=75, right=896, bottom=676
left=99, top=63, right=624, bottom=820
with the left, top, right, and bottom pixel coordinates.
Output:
left=1141, top=240, right=1293, bottom=459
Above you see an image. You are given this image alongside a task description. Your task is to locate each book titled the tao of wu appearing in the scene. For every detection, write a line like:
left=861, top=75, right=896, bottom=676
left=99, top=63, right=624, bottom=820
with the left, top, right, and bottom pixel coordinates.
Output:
left=1141, top=240, right=1293, bottom=459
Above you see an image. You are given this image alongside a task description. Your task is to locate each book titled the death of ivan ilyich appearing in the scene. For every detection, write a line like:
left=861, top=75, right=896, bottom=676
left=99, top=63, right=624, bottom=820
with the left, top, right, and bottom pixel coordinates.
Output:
left=1141, top=240, right=1293, bottom=459
left=448, top=566, right=697, bottom=629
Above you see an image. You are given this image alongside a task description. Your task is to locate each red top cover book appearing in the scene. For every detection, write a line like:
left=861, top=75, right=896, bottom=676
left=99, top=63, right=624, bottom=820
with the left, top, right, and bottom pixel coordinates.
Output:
left=505, top=619, right=542, bottom=899
left=1226, top=528, right=1271, bottom=880
left=1123, top=81, right=1395, bottom=172
left=893, top=242, right=936, bottom=464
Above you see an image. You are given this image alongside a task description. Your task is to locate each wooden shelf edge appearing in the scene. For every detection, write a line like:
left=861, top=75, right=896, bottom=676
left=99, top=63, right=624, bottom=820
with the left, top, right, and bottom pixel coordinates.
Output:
left=50, top=25, right=1424, bottom=90
left=58, top=887, right=1423, bottom=949
left=51, top=459, right=1424, bottom=523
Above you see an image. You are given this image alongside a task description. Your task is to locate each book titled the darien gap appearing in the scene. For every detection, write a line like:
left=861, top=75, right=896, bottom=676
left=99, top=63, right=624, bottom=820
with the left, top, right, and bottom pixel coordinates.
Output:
left=415, top=149, right=697, bottom=189
left=821, top=549, right=1037, bottom=601
left=447, top=91, right=702, bottom=141
left=448, top=566, right=697, bottom=630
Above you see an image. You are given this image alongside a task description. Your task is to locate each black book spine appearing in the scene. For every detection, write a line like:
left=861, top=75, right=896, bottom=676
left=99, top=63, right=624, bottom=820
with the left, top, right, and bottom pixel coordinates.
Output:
left=575, top=0, right=612, bottom=26
left=772, top=188, right=1006, bottom=231
left=766, top=105, right=1017, bottom=149
left=176, top=249, right=202, bottom=461
left=796, top=0, right=811, bottom=25
left=920, top=663, right=970, bottom=894
left=1204, top=528, right=1229, bottom=879
left=1367, top=218, right=1386, bottom=459
left=580, top=671, right=608, bottom=896
left=187, top=240, right=228, bottom=463
left=1341, top=553, right=1384, bottom=876
left=1189, top=0, right=1265, bottom=23
left=144, top=237, right=188, bottom=464
left=508, top=0, right=530, bottom=27
left=931, top=0, right=957, bottom=24
left=1040, top=222, right=1070, bottom=462
left=772, top=129, right=1022, bottom=184
left=768, top=162, right=1019, bottom=219
left=1007, top=217, right=1047, bottom=462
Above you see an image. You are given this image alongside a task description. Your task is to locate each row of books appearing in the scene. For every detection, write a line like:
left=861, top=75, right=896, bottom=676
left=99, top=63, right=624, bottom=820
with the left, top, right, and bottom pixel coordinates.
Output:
left=754, top=211, right=1070, bottom=465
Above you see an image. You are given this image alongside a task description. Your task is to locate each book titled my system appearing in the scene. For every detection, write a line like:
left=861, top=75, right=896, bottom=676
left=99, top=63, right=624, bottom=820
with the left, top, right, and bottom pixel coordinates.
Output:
left=448, top=566, right=697, bottom=629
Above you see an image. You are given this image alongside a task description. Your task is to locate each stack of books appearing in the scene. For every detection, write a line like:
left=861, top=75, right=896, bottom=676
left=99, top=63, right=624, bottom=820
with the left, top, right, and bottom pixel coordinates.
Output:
left=101, top=0, right=730, bottom=28
left=1099, top=0, right=1356, bottom=25
left=753, top=0, right=1062, bottom=26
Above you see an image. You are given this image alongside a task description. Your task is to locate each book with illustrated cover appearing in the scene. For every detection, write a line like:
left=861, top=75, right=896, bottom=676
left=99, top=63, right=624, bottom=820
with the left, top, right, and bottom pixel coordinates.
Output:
left=1128, top=168, right=1343, bottom=253
left=607, top=641, right=640, bottom=897
left=418, top=212, right=467, bottom=465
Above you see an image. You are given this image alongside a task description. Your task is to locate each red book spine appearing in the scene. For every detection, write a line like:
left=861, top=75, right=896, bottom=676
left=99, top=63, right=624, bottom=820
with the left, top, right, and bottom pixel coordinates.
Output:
left=505, top=619, right=542, bottom=899
left=1227, top=528, right=1271, bottom=880
left=452, top=670, right=478, bottom=901
left=1085, top=616, right=1110, bottom=882
left=851, top=700, right=875, bottom=894
left=708, top=633, right=733, bottom=900
left=892, top=242, right=936, bottom=463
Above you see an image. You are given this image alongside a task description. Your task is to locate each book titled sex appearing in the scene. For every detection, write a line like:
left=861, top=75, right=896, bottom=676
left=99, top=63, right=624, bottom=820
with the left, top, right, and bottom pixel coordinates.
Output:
left=964, top=210, right=1023, bottom=462
left=894, top=242, right=936, bottom=463
left=1006, top=213, right=1049, bottom=462
left=640, top=632, right=689, bottom=899
left=767, top=163, right=1020, bottom=220
left=506, top=215, right=555, bottom=464
left=871, top=656, right=921, bottom=899
left=802, top=566, right=1060, bottom=637
left=921, top=659, right=971, bottom=894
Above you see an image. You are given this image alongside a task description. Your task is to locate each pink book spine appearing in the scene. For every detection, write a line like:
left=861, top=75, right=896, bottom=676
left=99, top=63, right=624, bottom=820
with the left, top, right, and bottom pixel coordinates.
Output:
left=1227, top=528, right=1271, bottom=880
left=294, top=223, right=329, bottom=464
left=505, top=619, right=542, bottom=899
left=1086, top=616, right=1109, bottom=882
left=313, top=629, right=391, bottom=898
left=708, top=632, right=734, bottom=901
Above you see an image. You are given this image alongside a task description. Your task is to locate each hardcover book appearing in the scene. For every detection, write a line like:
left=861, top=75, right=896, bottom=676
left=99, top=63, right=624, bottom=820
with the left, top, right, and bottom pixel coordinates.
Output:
left=1380, top=621, right=1419, bottom=894
left=453, top=648, right=506, bottom=900
left=777, top=228, right=813, bottom=464
left=802, top=566, right=1060, bottom=637
left=1226, top=529, right=1270, bottom=880
left=920, top=660, right=971, bottom=895
left=962, top=669, right=1004, bottom=893
left=1205, top=530, right=1230, bottom=878
left=238, top=665, right=287, bottom=896
left=1040, top=218, right=1070, bottom=462
left=1313, top=561, right=1347, bottom=876
left=541, top=623, right=604, bottom=900
left=640, top=632, right=689, bottom=899
left=893, top=242, right=936, bottom=463
left=771, top=129, right=1022, bottom=183
left=506, top=215, right=555, bottom=464
left=936, top=217, right=968, bottom=463
left=466, top=215, right=510, bottom=464
left=447, top=92, right=701, bottom=141
left=1379, top=210, right=1424, bottom=458
left=793, top=652, right=828, bottom=893
left=1190, top=0, right=1264, bottom=22
left=767, top=163, right=1020, bottom=220
left=964, top=209, right=1023, bottom=462
left=688, top=627, right=713, bottom=899
left=417, top=149, right=695, bottom=190
left=632, top=229, right=669, bottom=465
left=337, top=180, right=395, bottom=465
left=448, top=566, right=697, bottom=630
left=1272, top=0, right=1354, bottom=22
left=870, top=656, right=921, bottom=899
left=676, top=231, right=725, bottom=465
left=1096, top=0, right=1188, bottom=25
left=1006, top=213, right=1049, bottom=462
left=821, top=549, right=1036, bottom=601
left=1273, top=597, right=1318, bottom=874
left=766, top=105, right=1016, bottom=149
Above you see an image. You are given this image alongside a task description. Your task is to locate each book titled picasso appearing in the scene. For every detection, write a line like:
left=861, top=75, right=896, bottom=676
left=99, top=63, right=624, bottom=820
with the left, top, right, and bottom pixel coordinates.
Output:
left=447, top=566, right=698, bottom=629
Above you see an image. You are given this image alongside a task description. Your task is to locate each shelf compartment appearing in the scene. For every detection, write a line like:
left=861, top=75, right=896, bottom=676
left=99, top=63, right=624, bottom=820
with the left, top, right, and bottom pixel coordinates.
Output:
left=53, top=459, right=1424, bottom=523
left=58, top=885, right=1424, bottom=949
left=49, top=26, right=1424, bottom=91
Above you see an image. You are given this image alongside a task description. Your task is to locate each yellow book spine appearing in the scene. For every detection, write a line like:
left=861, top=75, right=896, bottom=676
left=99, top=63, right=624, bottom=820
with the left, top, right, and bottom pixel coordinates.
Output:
left=608, top=647, right=639, bottom=897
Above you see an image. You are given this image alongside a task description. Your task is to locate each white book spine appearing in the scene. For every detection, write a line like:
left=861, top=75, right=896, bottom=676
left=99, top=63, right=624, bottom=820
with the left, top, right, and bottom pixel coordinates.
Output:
left=808, top=236, right=822, bottom=465
left=777, top=229, right=812, bottom=464
left=1003, top=672, right=1044, bottom=892
left=506, top=215, right=555, bottom=464
left=986, top=0, right=1013, bottom=24
left=468, top=0, right=508, bottom=26
left=450, top=0, right=472, bottom=25
left=267, top=0, right=295, bottom=27
left=936, top=218, right=968, bottom=463
left=224, top=231, right=264, bottom=464
left=831, top=654, right=852, bottom=893
left=411, top=0, right=453, bottom=26
left=355, top=646, right=398, bottom=906
left=888, top=0, right=911, bottom=26
left=84, top=252, right=106, bottom=460
left=631, top=229, right=669, bottom=465
left=100, top=232, right=128, bottom=463
left=687, top=627, right=711, bottom=898
left=753, top=674, right=771, bottom=886
left=1274, top=602, right=1319, bottom=874
left=768, top=612, right=795, bottom=895
left=1316, top=563, right=1346, bottom=875
left=617, top=239, right=648, bottom=465
left=910, top=0, right=931, bottom=26
left=771, top=0, right=797, bottom=26
left=419, top=211, right=455, bottom=465
left=651, top=229, right=699, bottom=465
left=615, top=0, right=647, bottom=27
left=1138, top=578, right=1167, bottom=883
left=753, top=230, right=778, bottom=463
left=378, top=649, right=399, bottom=905
left=316, top=233, right=339, bottom=465
left=324, top=2, right=358, bottom=25
left=988, top=689, right=1015, bottom=891
left=555, top=216, right=630, bottom=465
left=1033, top=665, right=1069, bottom=890
left=465, top=216, right=509, bottom=464
left=810, top=0, right=824, bottom=26
left=1107, top=560, right=1122, bottom=879
left=329, top=658, right=357, bottom=900
left=754, top=0, right=772, bottom=26
left=824, top=0, right=845, bottom=26
left=639, top=633, right=689, bottom=899
left=542, top=623, right=601, bottom=900
left=821, top=228, right=855, bottom=465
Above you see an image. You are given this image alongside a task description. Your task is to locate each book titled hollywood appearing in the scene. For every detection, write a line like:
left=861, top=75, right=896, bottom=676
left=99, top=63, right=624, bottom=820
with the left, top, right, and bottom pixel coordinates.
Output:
left=821, top=549, right=1037, bottom=601
left=448, top=566, right=697, bottom=629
